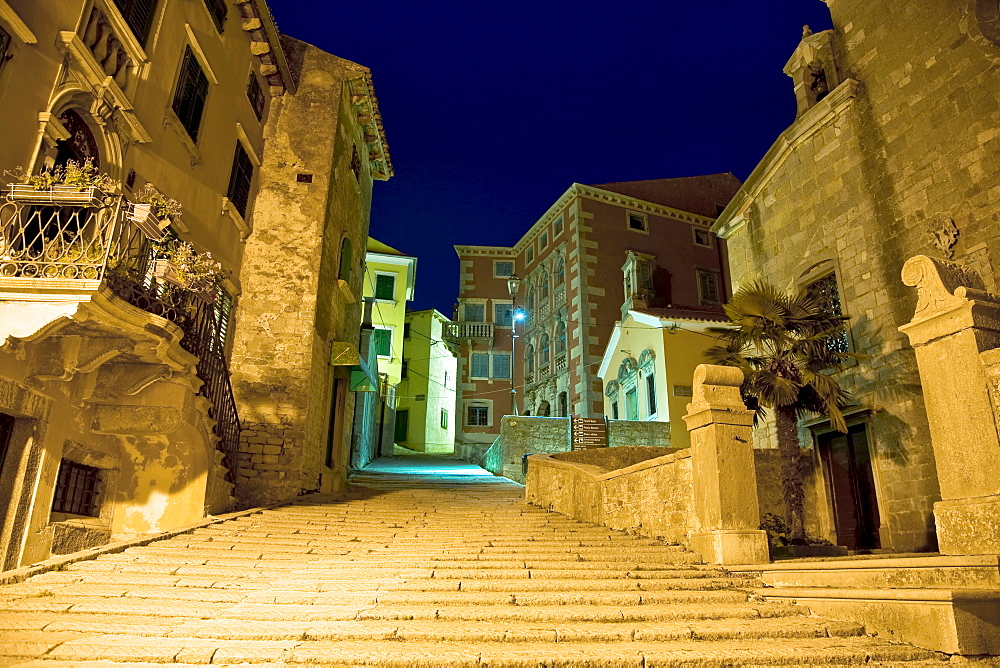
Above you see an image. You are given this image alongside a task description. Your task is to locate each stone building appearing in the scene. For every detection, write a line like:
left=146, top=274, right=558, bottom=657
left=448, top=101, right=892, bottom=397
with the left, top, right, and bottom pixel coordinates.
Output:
left=395, top=309, right=458, bottom=454
left=712, top=2, right=1000, bottom=552
left=0, top=0, right=291, bottom=568
left=229, top=40, right=391, bottom=504
left=450, top=175, right=740, bottom=457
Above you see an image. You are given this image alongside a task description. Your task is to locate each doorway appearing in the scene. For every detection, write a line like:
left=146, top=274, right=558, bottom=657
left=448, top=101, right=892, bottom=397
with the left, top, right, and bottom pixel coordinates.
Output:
left=817, top=423, right=881, bottom=550
left=0, top=412, right=13, bottom=473
left=394, top=409, right=408, bottom=444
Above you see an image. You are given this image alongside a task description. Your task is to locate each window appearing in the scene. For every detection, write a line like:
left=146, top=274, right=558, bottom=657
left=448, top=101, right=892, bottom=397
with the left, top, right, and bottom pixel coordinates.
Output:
left=246, top=73, right=265, bottom=121
left=374, top=273, right=396, bottom=300
left=338, top=237, right=352, bottom=281
left=525, top=344, right=535, bottom=377
left=112, top=0, right=158, bottom=44
left=440, top=409, right=449, bottom=429
left=558, top=392, right=568, bottom=417
left=403, top=323, right=411, bottom=338
left=626, top=388, right=639, bottom=420
left=540, top=275, right=549, bottom=299
left=555, top=257, right=565, bottom=285
left=172, top=47, right=209, bottom=142
left=539, top=232, right=548, bottom=250
left=526, top=246, right=534, bottom=265
left=443, top=371, right=450, bottom=387
left=646, top=374, right=657, bottom=416
left=463, top=303, right=485, bottom=322
left=394, top=409, right=408, bottom=442
left=350, top=145, right=361, bottom=182
left=540, top=334, right=550, bottom=369
left=628, top=212, right=648, bottom=231
left=697, top=269, right=720, bottom=304
left=227, top=141, right=254, bottom=217
left=0, top=26, right=10, bottom=73
left=0, top=412, right=14, bottom=473
left=526, top=288, right=535, bottom=315
left=495, top=260, right=514, bottom=278
left=51, top=460, right=101, bottom=517
left=611, top=401, right=619, bottom=420
left=400, top=360, right=408, bottom=379
left=203, top=0, right=227, bottom=31
left=492, top=353, right=510, bottom=379
left=211, top=288, right=233, bottom=354
left=471, top=353, right=490, bottom=378
left=555, top=321, right=566, bottom=353
left=467, top=405, right=489, bottom=426
left=693, top=228, right=713, bottom=247
left=494, top=302, right=513, bottom=326
left=638, top=258, right=654, bottom=292
left=373, top=328, right=391, bottom=357
left=806, top=272, right=850, bottom=353
left=554, top=216, right=563, bottom=236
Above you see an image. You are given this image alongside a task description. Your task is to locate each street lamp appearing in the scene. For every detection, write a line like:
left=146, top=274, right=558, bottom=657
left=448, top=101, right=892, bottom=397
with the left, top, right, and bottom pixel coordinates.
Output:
left=507, top=273, right=522, bottom=416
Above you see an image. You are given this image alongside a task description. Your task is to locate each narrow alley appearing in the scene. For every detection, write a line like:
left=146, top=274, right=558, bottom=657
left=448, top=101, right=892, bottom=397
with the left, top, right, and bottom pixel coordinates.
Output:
left=0, top=456, right=940, bottom=666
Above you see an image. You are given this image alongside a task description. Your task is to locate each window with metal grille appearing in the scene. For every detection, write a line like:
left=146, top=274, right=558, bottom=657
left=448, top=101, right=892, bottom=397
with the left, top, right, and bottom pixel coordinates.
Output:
left=806, top=272, right=850, bottom=353
left=202, top=0, right=227, bottom=31
left=172, top=47, right=209, bottom=142
left=51, top=460, right=101, bottom=517
left=374, top=274, right=395, bottom=300
left=112, top=0, right=158, bottom=45
left=373, top=328, right=391, bottom=357
left=467, top=405, right=489, bottom=426
left=246, top=73, right=265, bottom=121
left=227, top=141, right=254, bottom=217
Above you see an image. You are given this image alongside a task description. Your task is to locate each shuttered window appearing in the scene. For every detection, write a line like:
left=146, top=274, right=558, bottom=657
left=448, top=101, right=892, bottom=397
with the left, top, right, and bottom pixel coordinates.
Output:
left=112, top=0, right=157, bottom=45
left=227, top=141, right=254, bottom=217
left=247, top=73, right=266, bottom=121
left=202, top=0, right=227, bottom=31
left=373, top=329, right=391, bottom=357
left=172, top=47, right=209, bottom=142
left=374, top=274, right=395, bottom=300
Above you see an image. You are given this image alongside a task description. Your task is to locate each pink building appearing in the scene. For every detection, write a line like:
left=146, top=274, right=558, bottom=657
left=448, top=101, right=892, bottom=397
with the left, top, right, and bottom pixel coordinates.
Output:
left=450, top=174, right=741, bottom=452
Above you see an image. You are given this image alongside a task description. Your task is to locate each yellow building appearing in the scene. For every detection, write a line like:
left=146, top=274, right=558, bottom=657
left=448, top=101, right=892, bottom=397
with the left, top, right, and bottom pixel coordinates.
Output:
left=0, top=0, right=291, bottom=568
left=354, top=238, right=415, bottom=465
left=396, top=309, right=458, bottom=453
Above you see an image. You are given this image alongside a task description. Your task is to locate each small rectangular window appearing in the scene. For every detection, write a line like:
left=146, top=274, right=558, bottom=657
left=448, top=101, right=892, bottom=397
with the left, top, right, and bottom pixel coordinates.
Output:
left=492, top=353, right=511, bottom=379
left=646, top=375, right=657, bottom=416
left=202, top=0, right=227, bottom=31
left=471, top=353, right=490, bottom=378
left=526, top=246, right=534, bottom=265
left=51, top=460, right=101, bottom=517
left=113, top=0, right=158, bottom=45
left=374, top=273, right=396, bottom=300
left=693, top=228, right=713, bottom=247
left=494, top=303, right=513, bottom=326
left=443, top=371, right=449, bottom=387
left=227, top=141, right=254, bottom=217
left=400, top=360, right=408, bottom=379
left=463, top=303, right=485, bottom=322
left=494, top=260, right=514, bottom=278
left=538, top=232, right=548, bottom=251
left=246, top=73, right=265, bottom=121
left=697, top=269, right=720, bottom=304
left=172, top=47, right=210, bottom=142
left=467, top=405, right=489, bottom=426
left=440, top=409, right=449, bottom=429
left=628, top=212, right=648, bottom=231
left=553, top=216, right=563, bottom=236
left=373, top=328, right=391, bottom=357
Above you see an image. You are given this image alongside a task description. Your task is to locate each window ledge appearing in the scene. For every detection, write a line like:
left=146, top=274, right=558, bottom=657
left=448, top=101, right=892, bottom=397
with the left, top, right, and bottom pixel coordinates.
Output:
left=221, top=197, right=251, bottom=240
left=164, top=107, right=201, bottom=166
left=337, top=278, right=357, bottom=304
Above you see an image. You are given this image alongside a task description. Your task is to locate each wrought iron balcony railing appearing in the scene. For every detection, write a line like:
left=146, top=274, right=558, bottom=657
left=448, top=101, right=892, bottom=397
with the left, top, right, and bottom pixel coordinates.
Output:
left=444, top=321, right=494, bottom=340
left=0, top=185, right=241, bottom=483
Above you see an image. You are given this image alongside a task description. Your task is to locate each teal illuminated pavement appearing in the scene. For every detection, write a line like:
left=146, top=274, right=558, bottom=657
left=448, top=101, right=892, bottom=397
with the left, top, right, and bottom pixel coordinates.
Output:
left=0, top=455, right=939, bottom=666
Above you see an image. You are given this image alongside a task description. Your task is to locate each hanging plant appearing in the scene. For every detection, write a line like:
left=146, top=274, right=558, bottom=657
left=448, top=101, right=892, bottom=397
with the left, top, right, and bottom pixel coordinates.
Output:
left=130, top=183, right=181, bottom=240
left=151, top=238, right=225, bottom=298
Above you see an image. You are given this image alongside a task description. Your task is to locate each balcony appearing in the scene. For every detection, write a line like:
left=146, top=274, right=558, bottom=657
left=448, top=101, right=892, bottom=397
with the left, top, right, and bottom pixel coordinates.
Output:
left=444, top=321, right=494, bottom=340
left=0, top=185, right=240, bottom=482
left=555, top=351, right=567, bottom=373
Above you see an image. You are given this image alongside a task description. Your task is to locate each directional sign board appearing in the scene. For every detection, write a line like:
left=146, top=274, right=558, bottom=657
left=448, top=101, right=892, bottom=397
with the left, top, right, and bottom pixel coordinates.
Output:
left=571, top=415, right=608, bottom=450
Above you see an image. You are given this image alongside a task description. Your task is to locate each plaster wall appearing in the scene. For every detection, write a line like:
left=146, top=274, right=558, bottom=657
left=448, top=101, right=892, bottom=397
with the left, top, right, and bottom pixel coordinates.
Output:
left=395, top=310, right=457, bottom=453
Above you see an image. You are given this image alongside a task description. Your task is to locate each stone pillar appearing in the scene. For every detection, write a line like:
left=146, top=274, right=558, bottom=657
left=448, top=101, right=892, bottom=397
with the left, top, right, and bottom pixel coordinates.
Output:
left=899, top=255, right=1000, bottom=555
left=683, top=364, right=770, bottom=565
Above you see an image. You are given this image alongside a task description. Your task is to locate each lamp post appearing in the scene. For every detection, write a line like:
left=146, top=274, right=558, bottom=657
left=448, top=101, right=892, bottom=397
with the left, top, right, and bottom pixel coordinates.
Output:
left=507, top=273, right=522, bottom=416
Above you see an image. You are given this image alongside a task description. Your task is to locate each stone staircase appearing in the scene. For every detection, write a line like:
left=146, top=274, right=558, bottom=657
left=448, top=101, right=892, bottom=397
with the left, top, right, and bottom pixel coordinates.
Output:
left=0, top=465, right=946, bottom=666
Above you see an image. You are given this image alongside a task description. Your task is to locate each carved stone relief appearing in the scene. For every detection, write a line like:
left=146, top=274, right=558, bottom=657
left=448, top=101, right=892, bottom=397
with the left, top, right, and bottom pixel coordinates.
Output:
left=927, top=214, right=959, bottom=259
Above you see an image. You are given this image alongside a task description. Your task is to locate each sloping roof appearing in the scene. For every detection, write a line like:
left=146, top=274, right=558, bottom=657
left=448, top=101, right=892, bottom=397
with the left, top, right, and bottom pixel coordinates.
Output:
left=367, top=238, right=408, bottom=256
left=590, top=173, right=742, bottom=219
left=632, top=304, right=729, bottom=324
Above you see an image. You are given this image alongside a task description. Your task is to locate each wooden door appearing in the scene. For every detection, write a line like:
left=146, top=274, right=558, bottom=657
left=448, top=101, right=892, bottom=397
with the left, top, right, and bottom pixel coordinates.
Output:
left=818, top=424, right=881, bottom=550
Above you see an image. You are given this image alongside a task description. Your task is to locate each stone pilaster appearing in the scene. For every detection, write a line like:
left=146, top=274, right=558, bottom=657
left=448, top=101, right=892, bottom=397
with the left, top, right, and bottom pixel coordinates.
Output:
left=899, top=255, right=1000, bottom=555
left=683, top=364, right=769, bottom=565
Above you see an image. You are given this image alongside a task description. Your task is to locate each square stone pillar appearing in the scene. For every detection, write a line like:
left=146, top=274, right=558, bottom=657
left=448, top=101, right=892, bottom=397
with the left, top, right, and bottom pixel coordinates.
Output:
left=683, top=364, right=770, bottom=565
left=899, top=255, right=1000, bottom=555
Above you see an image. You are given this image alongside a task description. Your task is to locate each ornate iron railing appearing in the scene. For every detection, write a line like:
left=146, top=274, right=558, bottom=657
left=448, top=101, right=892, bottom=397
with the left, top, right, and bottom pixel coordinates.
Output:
left=0, top=186, right=241, bottom=483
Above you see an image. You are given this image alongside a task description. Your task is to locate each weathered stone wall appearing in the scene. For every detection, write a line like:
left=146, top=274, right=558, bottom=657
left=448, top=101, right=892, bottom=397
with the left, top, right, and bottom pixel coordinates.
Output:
left=230, top=41, right=375, bottom=505
left=496, top=416, right=571, bottom=483
left=607, top=419, right=671, bottom=448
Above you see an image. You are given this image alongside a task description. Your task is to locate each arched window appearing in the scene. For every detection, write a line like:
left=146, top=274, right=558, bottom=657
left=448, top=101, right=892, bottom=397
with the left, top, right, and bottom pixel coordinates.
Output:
left=526, top=287, right=535, bottom=317
left=540, top=333, right=550, bottom=370
left=617, top=358, right=639, bottom=421
left=540, top=273, right=549, bottom=299
left=555, top=321, right=566, bottom=354
left=338, top=237, right=352, bottom=281
left=555, top=257, right=565, bottom=285
left=639, top=349, right=657, bottom=418
left=538, top=400, right=551, bottom=417
left=605, top=380, right=620, bottom=420
left=525, top=343, right=535, bottom=378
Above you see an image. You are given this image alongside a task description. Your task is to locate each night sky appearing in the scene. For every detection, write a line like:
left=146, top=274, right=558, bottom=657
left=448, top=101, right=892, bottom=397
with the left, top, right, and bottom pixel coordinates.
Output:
left=265, top=1, right=834, bottom=314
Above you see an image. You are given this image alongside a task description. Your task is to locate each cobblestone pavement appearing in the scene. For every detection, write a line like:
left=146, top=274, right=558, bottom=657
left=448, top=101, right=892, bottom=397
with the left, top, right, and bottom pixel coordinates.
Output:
left=0, top=455, right=946, bottom=666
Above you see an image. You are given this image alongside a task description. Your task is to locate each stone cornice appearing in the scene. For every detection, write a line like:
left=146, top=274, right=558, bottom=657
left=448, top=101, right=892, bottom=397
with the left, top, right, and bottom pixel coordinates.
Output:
left=347, top=73, right=392, bottom=181
left=234, top=0, right=294, bottom=94
left=453, top=245, right=516, bottom=257
left=712, top=78, right=861, bottom=240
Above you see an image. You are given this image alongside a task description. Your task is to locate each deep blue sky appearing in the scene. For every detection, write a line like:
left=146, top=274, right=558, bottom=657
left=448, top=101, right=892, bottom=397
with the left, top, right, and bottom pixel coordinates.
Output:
left=266, top=1, right=834, bottom=314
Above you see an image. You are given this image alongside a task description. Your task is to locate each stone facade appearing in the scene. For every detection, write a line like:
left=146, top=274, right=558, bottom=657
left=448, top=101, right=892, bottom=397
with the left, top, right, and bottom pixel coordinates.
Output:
left=230, top=39, right=391, bottom=505
left=713, top=2, right=1000, bottom=553
left=0, top=0, right=290, bottom=569
left=451, top=175, right=740, bottom=452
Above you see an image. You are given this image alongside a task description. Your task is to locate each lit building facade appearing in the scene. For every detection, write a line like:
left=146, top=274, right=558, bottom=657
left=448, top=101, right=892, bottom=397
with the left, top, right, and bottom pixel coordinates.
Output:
left=395, top=309, right=457, bottom=454
left=450, top=175, right=740, bottom=455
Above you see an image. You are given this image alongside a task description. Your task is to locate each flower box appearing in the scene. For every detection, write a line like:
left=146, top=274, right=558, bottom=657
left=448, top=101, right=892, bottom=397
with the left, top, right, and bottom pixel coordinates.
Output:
left=129, top=202, right=170, bottom=240
left=7, top=184, right=106, bottom=207
left=151, top=258, right=217, bottom=303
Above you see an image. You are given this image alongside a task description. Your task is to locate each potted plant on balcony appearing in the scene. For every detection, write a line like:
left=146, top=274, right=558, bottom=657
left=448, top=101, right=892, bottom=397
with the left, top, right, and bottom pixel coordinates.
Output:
left=5, top=159, right=117, bottom=206
left=129, top=184, right=181, bottom=240
left=151, top=238, right=225, bottom=301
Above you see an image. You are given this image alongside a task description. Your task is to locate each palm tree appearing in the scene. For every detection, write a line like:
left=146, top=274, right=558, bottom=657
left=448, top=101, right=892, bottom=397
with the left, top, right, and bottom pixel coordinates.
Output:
left=705, top=281, right=854, bottom=543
